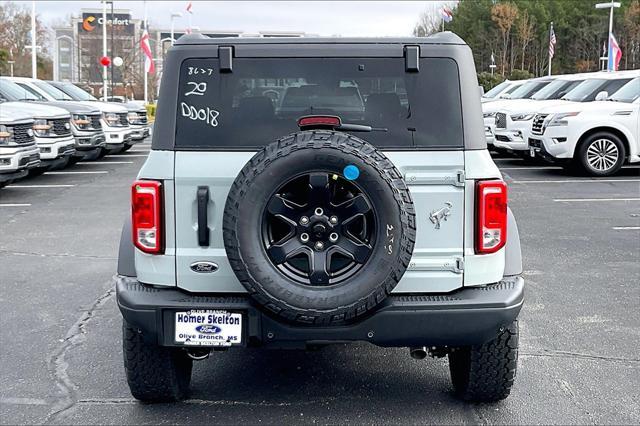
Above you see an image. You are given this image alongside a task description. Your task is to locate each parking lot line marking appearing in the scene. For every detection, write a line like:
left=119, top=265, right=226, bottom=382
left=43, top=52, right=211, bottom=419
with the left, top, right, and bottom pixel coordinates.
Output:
left=511, top=179, right=640, bottom=184
left=77, top=161, right=133, bottom=165
left=7, top=184, right=75, bottom=188
left=493, top=157, right=523, bottom=161
left=107, top=154, right=148, bottom=158
left=613, top=226, right=640, bottom=230
left=45, top=171, right=109, bottom=175
left=554, top=198, right=640, bottom=202
left=500, top=166, right=562, bottom=170
left=0, top=203, right=31, bottom=207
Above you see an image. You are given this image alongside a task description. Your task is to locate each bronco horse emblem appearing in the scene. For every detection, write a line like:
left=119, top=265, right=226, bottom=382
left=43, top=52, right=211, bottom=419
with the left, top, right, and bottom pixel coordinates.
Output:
left=429, top=202, right=453, bottom=229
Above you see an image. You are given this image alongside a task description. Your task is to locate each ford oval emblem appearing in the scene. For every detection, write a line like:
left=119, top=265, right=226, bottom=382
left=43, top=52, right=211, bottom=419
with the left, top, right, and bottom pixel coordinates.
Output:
left=190, top=261, right=219, bottom=273
left=196, top=324, right=221, bottom=334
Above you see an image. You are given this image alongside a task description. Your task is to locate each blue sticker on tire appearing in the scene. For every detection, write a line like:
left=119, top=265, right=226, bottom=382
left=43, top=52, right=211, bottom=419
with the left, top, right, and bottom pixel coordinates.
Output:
left=343, top=164, right=360, bottom=181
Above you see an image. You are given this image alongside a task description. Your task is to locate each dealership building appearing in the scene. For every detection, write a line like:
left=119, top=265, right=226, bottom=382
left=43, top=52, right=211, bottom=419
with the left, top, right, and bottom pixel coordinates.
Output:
left=52, top=8, right=308, bottom=99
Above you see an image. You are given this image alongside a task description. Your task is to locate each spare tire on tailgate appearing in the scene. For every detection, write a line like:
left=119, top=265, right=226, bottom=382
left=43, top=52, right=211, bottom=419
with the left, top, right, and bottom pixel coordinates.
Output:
left=223, top=130, right=416, bottom=325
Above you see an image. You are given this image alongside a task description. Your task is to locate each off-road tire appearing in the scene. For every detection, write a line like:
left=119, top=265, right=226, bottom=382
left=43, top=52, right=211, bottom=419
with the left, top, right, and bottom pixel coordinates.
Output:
left=577, top=132, right=626, bottom=177
left=121, top=144, right=133, bottom=152
left=448, top=321, right=518, bottom=402
left=223, top=130, right=416, bottom=326
left=122, top=320, right=193, bottom=402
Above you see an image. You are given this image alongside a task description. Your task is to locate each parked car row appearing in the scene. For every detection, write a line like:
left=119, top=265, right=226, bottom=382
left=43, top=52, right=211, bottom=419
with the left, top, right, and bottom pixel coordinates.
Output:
left=482, top=70, right=639, bottom=176
left=0, top=77, right=151, bottom=188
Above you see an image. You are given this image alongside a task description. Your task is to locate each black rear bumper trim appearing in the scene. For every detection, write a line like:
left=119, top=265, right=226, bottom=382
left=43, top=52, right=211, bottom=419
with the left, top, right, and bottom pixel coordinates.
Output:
left=115, top=275, right=524, bottom=348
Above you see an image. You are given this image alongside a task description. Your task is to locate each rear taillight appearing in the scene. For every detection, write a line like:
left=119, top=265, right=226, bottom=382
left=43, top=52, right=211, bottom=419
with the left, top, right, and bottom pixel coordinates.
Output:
left=132, top=180, right=163, bottom=254
left=475, top=180, right=507, bottom=254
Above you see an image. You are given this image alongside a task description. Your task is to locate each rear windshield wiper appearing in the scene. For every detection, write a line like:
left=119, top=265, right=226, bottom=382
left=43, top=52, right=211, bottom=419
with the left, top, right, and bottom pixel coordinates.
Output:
left=338, top=123, right=388, bottom=132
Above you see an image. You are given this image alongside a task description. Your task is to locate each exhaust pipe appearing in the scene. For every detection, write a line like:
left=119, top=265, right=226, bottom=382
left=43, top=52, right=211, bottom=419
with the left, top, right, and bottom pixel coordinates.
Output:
left=186, top=348, right=211, bottom=361
left=409, top=346, right=428, bottom=360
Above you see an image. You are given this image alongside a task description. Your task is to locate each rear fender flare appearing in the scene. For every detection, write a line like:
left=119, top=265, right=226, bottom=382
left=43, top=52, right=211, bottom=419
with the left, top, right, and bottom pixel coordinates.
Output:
left=504, top=207, right=522, bottom=276
left=117, top=217, right=136, bottom=277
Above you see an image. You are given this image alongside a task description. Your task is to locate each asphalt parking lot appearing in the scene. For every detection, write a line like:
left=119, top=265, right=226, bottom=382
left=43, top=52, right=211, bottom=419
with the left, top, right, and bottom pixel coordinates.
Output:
left=1, top=142, right=639, bottom=425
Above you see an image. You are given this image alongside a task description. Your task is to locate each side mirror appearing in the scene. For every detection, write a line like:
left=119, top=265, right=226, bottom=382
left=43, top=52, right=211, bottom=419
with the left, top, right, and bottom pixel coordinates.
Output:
left=595, top=91, right=608, bottom=101
left=478, top=85, right=485, bottom=96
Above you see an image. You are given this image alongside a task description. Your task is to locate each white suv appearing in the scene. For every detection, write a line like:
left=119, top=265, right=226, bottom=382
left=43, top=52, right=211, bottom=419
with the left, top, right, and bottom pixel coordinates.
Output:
left=482, top=77, right=554, bottom=146
left=529, top=77, right=640, bottom=176
left=493, top=72, right=634, bottom=154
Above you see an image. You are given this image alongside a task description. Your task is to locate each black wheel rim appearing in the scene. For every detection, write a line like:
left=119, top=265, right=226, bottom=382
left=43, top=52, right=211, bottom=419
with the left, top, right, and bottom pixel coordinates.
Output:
left=261, top=172, right=376, bottom=286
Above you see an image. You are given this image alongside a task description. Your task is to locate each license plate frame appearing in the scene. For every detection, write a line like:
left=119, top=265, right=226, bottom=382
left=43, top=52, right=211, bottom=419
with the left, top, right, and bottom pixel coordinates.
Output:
left=174, top=309, right=243, bottom=347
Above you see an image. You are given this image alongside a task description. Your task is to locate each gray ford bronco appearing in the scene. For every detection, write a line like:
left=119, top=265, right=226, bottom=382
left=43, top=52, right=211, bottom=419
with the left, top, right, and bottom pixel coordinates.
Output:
left=115, top=32, right=524, bottom=403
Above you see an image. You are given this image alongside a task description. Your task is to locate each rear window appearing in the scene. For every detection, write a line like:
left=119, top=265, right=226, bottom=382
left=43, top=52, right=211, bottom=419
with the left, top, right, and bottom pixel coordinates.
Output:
left=175, top=57, right=463, bottom=150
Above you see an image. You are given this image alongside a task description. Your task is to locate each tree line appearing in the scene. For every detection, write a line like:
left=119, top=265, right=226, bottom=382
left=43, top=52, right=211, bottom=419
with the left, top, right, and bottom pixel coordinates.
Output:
left=414, top=0, right=640, bottom=89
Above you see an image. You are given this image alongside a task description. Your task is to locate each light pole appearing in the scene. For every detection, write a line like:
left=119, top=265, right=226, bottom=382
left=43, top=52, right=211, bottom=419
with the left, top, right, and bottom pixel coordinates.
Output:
left=170, top=12, right=182, bottom=45
left=595, top=0, right=621, bottom=71
left=102, top=0, right=108, bottom=101
left=30, top=1, right=37, bottom=78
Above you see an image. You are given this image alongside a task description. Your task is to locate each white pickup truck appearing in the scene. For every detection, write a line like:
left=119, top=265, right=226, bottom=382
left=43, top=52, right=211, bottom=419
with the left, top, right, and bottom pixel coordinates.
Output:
left=529, top=77, right=639, bottom=176
left=0, top=104, right=41, bottom=187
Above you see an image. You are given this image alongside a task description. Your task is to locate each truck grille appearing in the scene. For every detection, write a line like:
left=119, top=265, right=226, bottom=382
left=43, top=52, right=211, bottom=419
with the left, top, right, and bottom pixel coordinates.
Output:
left=138, top=111, right=147, bottom=124
left=11, top=123, right=35, bottom=145
left=118, top=113, right=129, bottom=126
left=89, top=114, right=102, bottom=130
left=52, top=119, right=72, bottom=136
left=531, top=114, right=548, bottom=135
left=495, top=113, right=507, bottom=129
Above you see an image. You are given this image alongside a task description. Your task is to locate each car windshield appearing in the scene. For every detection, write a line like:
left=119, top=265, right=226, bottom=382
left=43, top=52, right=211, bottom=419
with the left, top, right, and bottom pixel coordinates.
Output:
left=15, top=82, right=47, bottom=100
left=175, top=57, right=464, bottom=150
left=504, top=81, right=550, bottom=99
left=531, top=79, right=584, bottom=100
left=33, top=81, right=73, bottom=101
left=483, top=80, right=511, bottom=99
left=561, top=79, right=606, bottom=101
left=0, top=79, right=40, bottom=101
left=55, top=83, right=98, bottom=101
left=608, top=78, right=640, bottom=103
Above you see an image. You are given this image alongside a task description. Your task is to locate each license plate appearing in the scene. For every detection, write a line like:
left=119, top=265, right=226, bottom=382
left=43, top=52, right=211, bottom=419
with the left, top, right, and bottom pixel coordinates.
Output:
left=174, top=310, right=242, bottom=346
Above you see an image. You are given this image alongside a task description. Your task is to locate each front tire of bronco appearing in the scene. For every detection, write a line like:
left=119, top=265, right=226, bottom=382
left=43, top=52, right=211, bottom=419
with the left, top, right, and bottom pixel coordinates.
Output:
left=448, top=321, right=518, bottom=402
left=122, top=321, right=193, bottom=402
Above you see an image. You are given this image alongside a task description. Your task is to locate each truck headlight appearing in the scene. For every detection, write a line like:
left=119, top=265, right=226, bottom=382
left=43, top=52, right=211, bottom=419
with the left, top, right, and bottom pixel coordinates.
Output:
left=33, top=119, right=52, bottom=136
left=0, top=124, right=13, bottom=145
left=72, top=114, right=91, bottom=130
left=483, top=112, right=496, bottom=118
left=510, top=113, right=535, bottom=121
left=127, top=112, right=139, bottom=124
left=103, top=112, right=119, bottom=126
left=546, top=112, right=580, bottom=127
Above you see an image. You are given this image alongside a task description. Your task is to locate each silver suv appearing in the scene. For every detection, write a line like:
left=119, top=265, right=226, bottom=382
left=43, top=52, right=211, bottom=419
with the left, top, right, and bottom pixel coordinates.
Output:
left=115, top=33, right=524, bottom=403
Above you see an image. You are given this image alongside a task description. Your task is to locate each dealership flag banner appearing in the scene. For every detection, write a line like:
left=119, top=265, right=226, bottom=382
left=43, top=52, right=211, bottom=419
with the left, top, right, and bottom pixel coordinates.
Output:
left=441, top=6, right=453, bottom=23
left=186, top=1, right=193, bottom=34
left=140, top=29, right=155, bottom=74
left=548, top=22, right=556, bottom=76
left=608, top=33, right=622, bottom=71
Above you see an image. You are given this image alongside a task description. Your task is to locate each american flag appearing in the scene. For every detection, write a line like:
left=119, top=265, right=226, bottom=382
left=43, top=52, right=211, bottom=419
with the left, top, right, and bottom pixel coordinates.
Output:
left=549, top=26, right=557, bottom=59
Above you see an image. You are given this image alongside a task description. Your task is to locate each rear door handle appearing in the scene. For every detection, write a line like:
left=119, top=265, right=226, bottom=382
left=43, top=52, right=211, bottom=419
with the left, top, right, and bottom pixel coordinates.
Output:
left=197, top=186, right=210, bottom=247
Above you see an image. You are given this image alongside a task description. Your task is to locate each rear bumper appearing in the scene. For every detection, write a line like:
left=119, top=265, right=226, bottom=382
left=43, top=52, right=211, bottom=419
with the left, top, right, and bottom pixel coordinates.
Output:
left=115, top=275, right=524, bottom=348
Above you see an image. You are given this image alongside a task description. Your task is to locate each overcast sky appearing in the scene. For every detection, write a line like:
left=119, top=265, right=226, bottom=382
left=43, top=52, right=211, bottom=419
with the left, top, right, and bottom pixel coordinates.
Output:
left=12, top=1, right=444, bottom=36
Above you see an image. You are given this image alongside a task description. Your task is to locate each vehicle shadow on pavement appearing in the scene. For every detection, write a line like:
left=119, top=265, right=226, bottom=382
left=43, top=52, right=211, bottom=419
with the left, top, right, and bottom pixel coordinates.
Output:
left=189, top=344, right=456, bottom=405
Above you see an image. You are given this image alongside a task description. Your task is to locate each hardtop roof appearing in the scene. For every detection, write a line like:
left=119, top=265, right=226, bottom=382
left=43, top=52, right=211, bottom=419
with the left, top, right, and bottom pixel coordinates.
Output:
left=175, top=32, right=467, bottom=46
